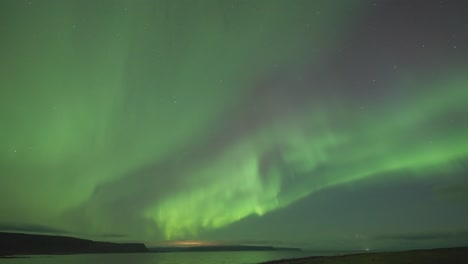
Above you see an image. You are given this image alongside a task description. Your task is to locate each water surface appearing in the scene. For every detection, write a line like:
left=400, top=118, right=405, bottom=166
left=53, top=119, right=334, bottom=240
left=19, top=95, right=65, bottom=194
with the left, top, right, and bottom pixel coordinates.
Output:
left=1, top=251, right=348, bottom=264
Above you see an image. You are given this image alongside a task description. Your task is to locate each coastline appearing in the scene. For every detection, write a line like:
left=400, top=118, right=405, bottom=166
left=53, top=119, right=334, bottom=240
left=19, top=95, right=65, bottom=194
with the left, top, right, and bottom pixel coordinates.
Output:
left=0, top=232, right=148, bottom=256
left=261, top=246, right=468, bottom=264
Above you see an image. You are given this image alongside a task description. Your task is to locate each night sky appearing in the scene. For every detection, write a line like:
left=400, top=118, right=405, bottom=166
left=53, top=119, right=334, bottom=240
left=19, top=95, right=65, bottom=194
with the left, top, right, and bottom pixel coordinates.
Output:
left=1, top=0, right=468, bottom=251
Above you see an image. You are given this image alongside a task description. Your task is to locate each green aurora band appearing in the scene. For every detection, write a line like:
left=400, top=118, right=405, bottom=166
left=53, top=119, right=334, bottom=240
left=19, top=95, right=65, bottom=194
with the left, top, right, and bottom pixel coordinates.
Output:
left=149, top=73, right=468, bottom=238
left=0, top=0, right=467, bottom=242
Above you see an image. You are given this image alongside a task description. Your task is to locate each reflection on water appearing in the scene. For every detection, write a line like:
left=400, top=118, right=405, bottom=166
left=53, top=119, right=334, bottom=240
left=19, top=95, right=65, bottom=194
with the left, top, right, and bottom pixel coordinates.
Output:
left=1, top=251, right=352, bottom=264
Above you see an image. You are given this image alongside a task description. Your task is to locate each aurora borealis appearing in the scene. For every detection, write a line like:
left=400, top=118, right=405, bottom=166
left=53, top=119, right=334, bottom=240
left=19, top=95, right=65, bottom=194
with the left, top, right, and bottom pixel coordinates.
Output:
left=1, top=0, right=468, bottom=250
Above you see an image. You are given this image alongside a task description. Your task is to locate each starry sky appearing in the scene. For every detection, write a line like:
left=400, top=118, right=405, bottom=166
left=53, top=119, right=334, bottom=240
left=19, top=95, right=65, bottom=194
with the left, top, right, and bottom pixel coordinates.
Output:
left=1, top=0, right=468, bottom=251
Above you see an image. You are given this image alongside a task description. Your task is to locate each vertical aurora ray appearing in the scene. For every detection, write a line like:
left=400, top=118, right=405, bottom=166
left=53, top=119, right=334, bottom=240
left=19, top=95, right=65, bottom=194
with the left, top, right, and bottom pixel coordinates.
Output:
left=1, top=0, right=467, bottom=248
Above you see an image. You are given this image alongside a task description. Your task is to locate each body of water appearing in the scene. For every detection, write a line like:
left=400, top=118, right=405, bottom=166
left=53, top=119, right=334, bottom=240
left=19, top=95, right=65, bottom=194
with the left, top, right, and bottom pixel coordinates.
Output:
left=1, top=251, right=352, bottom=264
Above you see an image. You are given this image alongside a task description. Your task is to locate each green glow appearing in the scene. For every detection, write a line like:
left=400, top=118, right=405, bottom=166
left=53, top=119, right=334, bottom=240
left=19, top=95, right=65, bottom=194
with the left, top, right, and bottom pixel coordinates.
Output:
left=0, top=0, right=467, bottom=245
left=148, top=74, right=468, bottom=238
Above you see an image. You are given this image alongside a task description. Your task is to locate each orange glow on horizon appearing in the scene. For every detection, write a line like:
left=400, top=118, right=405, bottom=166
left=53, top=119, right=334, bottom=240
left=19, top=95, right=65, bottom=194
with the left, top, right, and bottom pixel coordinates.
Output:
left=166, top=240, right=219, bottom=247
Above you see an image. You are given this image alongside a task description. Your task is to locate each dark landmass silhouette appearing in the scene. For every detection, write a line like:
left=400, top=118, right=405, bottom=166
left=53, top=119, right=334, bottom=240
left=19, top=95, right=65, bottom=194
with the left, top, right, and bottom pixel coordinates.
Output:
left=261, top=246, right=468, bottom=264
left=0, top=232, right=148, bottom=256
left=150, top=245, right=302, bottom=252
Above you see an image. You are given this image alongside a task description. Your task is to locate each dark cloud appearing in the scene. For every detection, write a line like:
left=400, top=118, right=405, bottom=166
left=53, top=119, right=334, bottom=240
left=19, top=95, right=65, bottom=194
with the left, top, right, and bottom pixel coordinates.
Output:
left=436, top=184, right=468, bottom=202
left=434, top=160, right=468, bottom=203
left=0, top=223, right=70, bottom=235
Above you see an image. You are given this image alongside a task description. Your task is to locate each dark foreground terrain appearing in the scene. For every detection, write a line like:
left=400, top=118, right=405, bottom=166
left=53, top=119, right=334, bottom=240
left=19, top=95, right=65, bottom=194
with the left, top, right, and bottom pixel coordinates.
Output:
left=0, top=232, right=148, bottom=256
left=262, top=246, right=468, bottom=264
